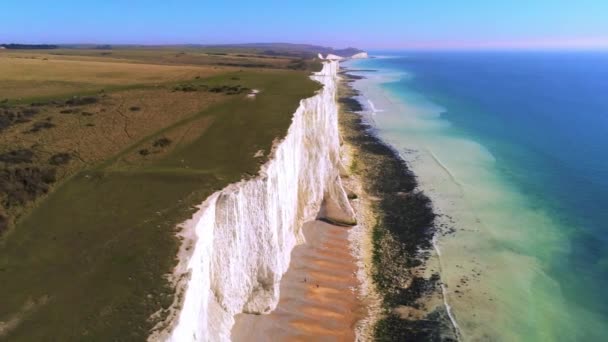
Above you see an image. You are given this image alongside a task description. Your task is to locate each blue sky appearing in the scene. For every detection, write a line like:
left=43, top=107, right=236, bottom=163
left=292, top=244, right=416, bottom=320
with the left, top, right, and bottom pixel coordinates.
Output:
left=1, top=0, right=607, bottom=49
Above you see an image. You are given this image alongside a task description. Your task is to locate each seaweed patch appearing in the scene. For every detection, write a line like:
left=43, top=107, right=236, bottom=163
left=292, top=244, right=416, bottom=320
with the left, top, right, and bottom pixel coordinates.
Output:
left=340, top=69, right=458, bottom=341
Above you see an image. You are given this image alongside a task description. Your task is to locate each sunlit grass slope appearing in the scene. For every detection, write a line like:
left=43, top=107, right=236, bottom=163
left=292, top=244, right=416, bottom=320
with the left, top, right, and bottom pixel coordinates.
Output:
left=0, top=50, right=320, bottom=340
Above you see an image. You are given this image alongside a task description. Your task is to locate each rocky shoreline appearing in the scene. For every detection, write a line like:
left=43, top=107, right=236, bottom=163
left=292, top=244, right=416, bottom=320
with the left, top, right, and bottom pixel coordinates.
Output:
left=338, top=67, right=459, bottom=341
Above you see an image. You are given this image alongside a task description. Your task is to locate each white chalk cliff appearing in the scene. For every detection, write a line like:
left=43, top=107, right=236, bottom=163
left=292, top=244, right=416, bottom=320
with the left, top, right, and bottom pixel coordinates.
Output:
left=157, top=60, right=355, bottom=341
left=350, top=52, right=369, bottom=59
left=325, top=53, right=345, bottom=61
left=325, top=52, right=368, bottom=60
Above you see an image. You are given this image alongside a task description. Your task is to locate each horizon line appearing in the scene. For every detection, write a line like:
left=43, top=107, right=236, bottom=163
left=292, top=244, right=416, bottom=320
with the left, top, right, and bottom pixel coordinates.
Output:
left=2, top=41, right=608, bottom=52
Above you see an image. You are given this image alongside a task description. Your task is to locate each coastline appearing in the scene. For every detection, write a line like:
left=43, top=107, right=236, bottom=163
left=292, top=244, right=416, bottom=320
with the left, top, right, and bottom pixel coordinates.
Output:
left=338, top=65, right=459, bottom=341
left=154, top=57, right=459, bottom=341
left=229, top=61, right=377, bottom=342
left=343, top=55, right=567, bottom=342
left=229, top=61, right=462, bottom=341
left=229, top=88, right=392, bottom=341
left=228, top=61, right=408, bottom=342
left=154, top=60, right=359, bottom=341
left=345, top=51, right=608, bottom=342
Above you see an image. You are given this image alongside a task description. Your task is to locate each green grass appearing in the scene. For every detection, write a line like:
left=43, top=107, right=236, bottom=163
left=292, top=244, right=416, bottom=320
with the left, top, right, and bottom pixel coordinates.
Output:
left=0, top=68, right=320, bottom=341
left=0, top=53, right=229, bottom=101
left=1, top=47, right=315, bottom=72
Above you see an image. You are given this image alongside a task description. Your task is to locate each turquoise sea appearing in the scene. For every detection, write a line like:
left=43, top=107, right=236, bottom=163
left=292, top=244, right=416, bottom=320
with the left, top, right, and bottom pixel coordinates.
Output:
left=347, top=51, right=608, bottom=341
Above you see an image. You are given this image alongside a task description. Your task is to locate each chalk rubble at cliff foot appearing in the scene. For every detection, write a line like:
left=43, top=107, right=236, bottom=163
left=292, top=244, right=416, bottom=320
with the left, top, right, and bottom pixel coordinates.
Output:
left=153, top=60, right=355, bottom=342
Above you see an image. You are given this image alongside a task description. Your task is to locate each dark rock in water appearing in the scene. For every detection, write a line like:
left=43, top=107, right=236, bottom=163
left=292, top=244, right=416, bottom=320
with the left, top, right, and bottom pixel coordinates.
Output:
left=341, top=73, right=365, bottom=81
left=0, top=149, right=34, bottom=164
left=388, top=273, right=441, bottom=308
left=375, top=308, right=459, bottom=342
left=340, top=82, right=454, bottom=340
left=338, top=97, right=363, bottom=112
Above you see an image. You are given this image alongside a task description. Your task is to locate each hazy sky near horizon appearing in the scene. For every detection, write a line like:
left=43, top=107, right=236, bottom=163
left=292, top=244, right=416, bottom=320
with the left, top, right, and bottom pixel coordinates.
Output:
left=2, top=0, right=607, bottom=49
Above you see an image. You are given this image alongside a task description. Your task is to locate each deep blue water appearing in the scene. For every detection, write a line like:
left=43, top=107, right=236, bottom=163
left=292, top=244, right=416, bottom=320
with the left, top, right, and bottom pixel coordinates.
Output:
left=359, top=51, right=608, bottom=339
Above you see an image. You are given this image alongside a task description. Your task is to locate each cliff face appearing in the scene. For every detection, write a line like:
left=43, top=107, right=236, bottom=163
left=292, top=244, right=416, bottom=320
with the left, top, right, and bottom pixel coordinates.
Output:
left=162, top=61, right=354, bottom=341
left=350, top=52, right=369, bottom=59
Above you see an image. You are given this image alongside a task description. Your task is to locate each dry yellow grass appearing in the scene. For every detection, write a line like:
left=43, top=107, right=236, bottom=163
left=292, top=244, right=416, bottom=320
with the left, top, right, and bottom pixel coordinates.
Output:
left=1, top=48, right=294, bottom=68
left=0, top=53, right=227, bottom=100
left=0, top=88, right=223, bottom=169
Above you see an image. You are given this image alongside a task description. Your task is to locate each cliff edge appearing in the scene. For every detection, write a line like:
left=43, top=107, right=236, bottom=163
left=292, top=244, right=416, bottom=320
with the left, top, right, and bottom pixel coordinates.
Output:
left=152, top=60, right=355, bottom=341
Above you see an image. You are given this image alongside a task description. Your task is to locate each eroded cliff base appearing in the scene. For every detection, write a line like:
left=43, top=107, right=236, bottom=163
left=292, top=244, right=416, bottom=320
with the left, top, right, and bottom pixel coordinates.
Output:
left=231, top=199, right=364, bottom=341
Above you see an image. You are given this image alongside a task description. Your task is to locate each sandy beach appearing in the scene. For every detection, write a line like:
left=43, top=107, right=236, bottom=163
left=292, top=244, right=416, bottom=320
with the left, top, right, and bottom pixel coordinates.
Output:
left=230, top=68, right=378, bottom=341
left=231, top=215, right=364, bottom=341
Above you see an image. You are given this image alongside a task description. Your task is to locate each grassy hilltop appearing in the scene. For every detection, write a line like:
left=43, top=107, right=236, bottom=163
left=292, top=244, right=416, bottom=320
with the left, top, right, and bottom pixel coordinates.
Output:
left=0, top=44, right=321, bottom=340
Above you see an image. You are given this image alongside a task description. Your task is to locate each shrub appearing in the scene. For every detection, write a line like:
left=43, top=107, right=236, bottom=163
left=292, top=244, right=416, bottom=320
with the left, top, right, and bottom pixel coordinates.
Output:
left=22, top=108, right=39, bottom=117
left=153, top=137, right=171, bottom=148
left=65, top=96, right=98, bottom=106
left=0, top=213, right=7, bottom=235
left=0, top=167, right=56, bottom=208
left=27, top=121, right=55, bottom=133
left=49, top=153, right=72, bottom=166
left=0, top=149, right=34, bottom=164
left=172, top=84, right=198, bottom=92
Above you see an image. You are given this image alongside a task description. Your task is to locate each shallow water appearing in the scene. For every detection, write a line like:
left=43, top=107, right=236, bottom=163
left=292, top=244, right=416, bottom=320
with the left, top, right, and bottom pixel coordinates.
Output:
left=346, top=51, right=608, bottom=341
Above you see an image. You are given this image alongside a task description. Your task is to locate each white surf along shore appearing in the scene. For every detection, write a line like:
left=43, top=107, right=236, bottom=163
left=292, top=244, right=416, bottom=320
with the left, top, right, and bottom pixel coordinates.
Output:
left=151, top=60, right=360, bottom=341
left=342, top=58, right=573, bottom=341
left=342, top=60, right=465, bottom=338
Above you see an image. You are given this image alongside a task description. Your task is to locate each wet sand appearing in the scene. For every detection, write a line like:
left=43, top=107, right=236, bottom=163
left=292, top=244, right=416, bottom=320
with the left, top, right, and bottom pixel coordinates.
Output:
left=231, top=218, right=364, bottom=342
